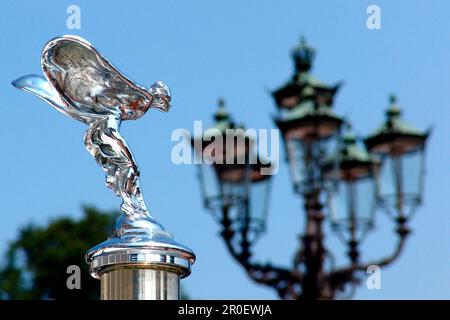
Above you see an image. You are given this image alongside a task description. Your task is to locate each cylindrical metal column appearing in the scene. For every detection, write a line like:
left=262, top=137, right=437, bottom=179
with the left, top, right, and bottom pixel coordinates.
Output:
left=87, top=222, right=195, bottom=300
left=100, top=268, right=180, bottom=300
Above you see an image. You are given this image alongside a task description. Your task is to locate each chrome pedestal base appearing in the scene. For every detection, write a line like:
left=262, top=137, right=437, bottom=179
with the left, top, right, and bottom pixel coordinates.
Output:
left=86, top=216, right=195, bottom=300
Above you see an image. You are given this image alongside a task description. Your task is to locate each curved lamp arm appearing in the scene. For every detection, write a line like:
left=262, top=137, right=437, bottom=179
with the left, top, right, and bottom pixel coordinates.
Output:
left=326, top=225, right=410, bottom=294
left=221, top=230, right=302, bottom=299
left=218, top=206, right=302, bottom=299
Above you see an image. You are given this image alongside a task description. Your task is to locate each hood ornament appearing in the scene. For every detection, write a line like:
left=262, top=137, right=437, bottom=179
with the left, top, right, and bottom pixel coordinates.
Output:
left=12, top=36, right=194, bottom=297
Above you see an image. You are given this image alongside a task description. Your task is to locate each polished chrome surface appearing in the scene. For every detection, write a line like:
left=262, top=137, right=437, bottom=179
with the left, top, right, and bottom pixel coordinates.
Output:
left=12, top=35, right=195, bottom=294
left=12, top=35, right=169, bottom=223
left=101, top=268, right=179, bottom=300
left=87, top=226, right=195, bottom=279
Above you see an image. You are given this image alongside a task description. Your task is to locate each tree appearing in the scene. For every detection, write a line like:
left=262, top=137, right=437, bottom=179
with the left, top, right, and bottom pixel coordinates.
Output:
left=0, top=206, right=118, bottom=299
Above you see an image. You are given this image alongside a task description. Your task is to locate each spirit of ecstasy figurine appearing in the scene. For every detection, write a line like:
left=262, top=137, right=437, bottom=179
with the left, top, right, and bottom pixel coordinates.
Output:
left=12, top=36, right=194, bottom=295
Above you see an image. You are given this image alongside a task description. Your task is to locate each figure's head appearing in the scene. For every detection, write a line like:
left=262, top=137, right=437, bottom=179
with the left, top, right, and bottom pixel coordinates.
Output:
left=149, top=81, right=171, bottom=112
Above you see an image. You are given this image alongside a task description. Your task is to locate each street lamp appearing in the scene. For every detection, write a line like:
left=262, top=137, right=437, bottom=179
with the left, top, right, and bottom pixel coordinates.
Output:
left=323, top=127, right=379, bottom=263
left=192, top=99, right=273, bottom=260
left=273, top=37, right=344, bottom=194
left=364, top=95, right=430, bottom=223
left=193, top=37, right=430, bottom=299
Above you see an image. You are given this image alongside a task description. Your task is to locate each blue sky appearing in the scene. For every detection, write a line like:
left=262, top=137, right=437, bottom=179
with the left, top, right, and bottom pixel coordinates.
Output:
left=0, top=0, right=449, bottom=299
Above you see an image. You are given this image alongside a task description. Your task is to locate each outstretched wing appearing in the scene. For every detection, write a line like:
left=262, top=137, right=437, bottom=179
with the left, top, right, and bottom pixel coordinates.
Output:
left=12, top=74, right=73, bottom=118
left=41, top=35, right=154, bottom=121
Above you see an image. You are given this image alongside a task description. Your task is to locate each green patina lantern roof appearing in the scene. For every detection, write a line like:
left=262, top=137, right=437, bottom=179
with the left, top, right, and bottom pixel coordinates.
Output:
left=280, top=100, right=343, bottom=122
left=329, top=130, right=373, bottom=164
left=193, top=98, right=249, bottom=143
left=272, top=36, right=341, bottom=111
left=323, top=127, right=378, bottom=180
left=206, top=98, right=237, bottom=135
left=364, top=95, right=430, bottom=154
left=369, top=95, right=428, bottom=137
left=273, top=69, right=339, bottom=99
left=273, top=100, right=344, bottom=141
left=368, top=95, right=427, bottom=138
left=294, top=72, right=328, bottom=88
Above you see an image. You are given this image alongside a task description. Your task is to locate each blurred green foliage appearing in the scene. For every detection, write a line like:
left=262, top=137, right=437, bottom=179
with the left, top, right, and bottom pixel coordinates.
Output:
left=0, top=206, right=118, bottom=299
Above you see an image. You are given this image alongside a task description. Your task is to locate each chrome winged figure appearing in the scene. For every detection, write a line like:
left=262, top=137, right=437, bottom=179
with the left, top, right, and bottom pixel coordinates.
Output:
left=12, top=35, right=170, bottom=230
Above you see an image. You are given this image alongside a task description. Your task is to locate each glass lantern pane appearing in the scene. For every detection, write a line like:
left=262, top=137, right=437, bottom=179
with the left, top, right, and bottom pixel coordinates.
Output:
left=221, top=179, right=246, bottom=207
left=321, top=131, right=340, bottom=160
left=286, top=133, right=339, bottom=194
left=378, top=149, right=423, bottom=213
left=245, top=178, right=271, bottom=235
left=329, top=182, right=348, bottom=224
left=354, top=177, right=376, bottom=226
left=329, top=177, right=375, bottom=242
left=378, top=156, right=395, bottom=204
left=402, top=150, right=423, bottom=205
left=285, top=139, right=303, bottom=189
left=197, top=164, right=221, bottom=211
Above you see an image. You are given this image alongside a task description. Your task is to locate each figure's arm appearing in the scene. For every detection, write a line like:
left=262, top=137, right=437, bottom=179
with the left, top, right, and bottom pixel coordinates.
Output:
left=12, top=75, right=70, bottom=117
